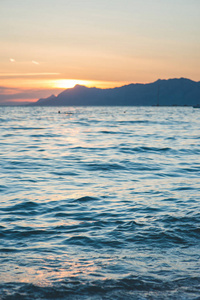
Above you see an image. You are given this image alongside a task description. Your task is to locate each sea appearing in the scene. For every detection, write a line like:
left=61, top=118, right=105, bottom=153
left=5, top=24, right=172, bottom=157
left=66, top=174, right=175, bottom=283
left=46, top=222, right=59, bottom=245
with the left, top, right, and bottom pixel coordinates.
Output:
left=0, top=106, right=199, bottom=300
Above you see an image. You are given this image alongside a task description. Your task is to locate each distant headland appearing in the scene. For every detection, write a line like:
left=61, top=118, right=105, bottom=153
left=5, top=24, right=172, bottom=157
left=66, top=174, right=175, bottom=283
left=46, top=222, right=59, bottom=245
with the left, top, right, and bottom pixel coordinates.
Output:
left=31, top=78, right=200, bottom=107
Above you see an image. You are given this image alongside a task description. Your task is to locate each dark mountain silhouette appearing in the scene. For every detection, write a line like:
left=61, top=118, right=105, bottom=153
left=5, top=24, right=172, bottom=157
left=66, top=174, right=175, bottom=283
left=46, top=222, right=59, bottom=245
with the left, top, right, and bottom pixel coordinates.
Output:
left=32, top=78, right=200, bottom=106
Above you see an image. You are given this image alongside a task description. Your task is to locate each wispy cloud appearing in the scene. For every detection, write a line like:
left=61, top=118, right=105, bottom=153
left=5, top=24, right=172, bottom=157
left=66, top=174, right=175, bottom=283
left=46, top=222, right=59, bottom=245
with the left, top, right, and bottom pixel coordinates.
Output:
left=0, top=86, right=19, bottom=93
left=0, top=73, right=60, bottom=77
left=32, top=60, right=39, bottom=65
left=9, top=59, right=40, bottom=65
left=0, top=86, right=60, bottom=105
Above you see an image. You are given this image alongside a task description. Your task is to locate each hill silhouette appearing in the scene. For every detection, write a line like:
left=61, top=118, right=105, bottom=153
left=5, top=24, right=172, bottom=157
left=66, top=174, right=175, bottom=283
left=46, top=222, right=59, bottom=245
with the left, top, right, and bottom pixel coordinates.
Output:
left=32, top=78, right=200, bottom=106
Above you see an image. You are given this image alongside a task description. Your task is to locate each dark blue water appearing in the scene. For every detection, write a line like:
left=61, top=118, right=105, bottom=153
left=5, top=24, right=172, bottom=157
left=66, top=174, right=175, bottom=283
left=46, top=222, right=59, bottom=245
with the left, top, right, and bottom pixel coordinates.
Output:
left=0, top=106, right=200, bottom=299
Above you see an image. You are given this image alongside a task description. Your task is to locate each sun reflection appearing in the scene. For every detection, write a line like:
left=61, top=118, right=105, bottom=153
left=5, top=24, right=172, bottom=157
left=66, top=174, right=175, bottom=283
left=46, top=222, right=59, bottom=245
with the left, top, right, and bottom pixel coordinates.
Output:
left=16, top=257, right=99, bottom=286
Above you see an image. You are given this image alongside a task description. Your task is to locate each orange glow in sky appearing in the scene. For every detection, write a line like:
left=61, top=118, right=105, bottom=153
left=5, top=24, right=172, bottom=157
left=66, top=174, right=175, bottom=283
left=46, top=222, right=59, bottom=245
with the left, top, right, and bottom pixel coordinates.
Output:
left=51, top=79, right=128, bottom=89
left=53, top=79, right=90, bottom=89
left=0, top=76, right=128, bottom=91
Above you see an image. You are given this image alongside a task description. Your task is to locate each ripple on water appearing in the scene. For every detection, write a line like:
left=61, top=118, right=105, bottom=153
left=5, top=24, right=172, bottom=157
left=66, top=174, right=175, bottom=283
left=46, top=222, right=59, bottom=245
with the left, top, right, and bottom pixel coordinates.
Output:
left=0, top=106, right=200, bottom=299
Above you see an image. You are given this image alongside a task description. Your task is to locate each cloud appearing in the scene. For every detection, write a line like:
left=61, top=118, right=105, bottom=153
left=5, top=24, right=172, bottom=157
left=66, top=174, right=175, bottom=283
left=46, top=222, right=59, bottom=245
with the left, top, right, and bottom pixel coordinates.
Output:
left=9, top=59, right=40, bottom=65
left=32, top=60, right=39, bottom=65
left=0, top=85, right=60, bottom=105
left=0, top=86, right=20, bottom=94
left=0, top=73, right=60, bottom=78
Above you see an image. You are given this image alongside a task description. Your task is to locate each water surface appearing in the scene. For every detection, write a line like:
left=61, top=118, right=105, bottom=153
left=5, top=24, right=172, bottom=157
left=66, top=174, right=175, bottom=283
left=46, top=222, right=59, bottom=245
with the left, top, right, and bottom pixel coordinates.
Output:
left=0, top=106, right=200, bottom=299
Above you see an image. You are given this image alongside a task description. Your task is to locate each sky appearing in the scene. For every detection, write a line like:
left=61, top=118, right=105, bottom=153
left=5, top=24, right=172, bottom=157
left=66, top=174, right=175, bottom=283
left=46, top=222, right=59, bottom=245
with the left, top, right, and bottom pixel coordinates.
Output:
left=0, top=0, right=200, bottom=104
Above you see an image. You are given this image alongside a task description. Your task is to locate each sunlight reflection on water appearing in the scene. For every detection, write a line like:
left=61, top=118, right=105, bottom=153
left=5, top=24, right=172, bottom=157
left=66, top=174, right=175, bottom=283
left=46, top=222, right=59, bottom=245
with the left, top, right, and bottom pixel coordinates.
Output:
left=0, top=106, right=200, bottom=299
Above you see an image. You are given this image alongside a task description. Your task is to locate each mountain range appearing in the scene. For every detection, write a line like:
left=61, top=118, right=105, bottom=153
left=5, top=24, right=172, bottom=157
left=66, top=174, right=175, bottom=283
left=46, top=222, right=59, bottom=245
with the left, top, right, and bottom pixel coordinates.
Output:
left=32, top=78, right=200, bottom=106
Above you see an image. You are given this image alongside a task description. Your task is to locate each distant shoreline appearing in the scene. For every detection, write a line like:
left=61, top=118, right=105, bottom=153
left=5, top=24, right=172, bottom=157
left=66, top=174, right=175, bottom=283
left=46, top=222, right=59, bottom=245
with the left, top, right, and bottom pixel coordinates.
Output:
left=1, top=78, right=200, bottom=107
left=30, top=78, right=200, bottom=107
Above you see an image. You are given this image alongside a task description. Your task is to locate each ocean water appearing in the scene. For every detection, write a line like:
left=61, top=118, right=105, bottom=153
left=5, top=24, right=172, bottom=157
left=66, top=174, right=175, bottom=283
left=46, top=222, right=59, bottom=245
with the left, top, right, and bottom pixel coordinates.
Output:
left=0, top=106, right=200, bottom=300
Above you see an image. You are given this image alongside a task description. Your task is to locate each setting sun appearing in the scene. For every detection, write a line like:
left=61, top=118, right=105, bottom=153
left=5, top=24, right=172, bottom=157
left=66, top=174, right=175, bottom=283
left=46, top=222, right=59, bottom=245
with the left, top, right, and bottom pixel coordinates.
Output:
left=53, top=79, right=91, bottom=89
left=52, top=79, right=127, bottom=90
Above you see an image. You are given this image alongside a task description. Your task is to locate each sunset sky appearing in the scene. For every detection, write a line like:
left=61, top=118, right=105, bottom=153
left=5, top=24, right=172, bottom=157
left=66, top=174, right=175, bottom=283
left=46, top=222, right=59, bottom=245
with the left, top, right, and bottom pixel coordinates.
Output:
left=0, top=0, right=200, bottom=104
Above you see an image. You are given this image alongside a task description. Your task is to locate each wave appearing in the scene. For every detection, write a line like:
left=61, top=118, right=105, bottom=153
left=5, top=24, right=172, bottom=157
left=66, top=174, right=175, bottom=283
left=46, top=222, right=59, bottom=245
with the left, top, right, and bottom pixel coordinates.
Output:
left=1, top=106, right=200, bottom=299
left=0, top=276, right=199, bottom=300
